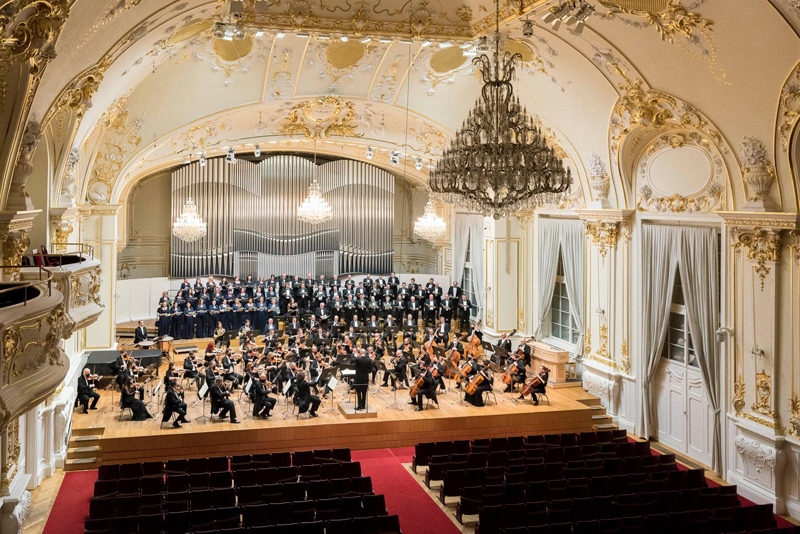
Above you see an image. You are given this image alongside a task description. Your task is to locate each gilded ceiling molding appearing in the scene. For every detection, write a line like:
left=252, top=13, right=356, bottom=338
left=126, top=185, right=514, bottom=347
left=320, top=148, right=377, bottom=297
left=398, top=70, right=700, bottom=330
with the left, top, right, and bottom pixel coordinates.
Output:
left=309, top=39, right=383, bottom=91
left=279, top=96, right=364, bottom=139
left=265, top=48, right=294, bottom=100
left=636, top=132, right=725, bottom=214
left=369, top=55, right=402, bottom=103
left=86, top=95, right=147, bottom=205
left=733, top=374, right=745, bottom=417
left=778, top=62, right=800, bottom=154
left=596, top=0, right=727, bottom=83
left=789, top=391, right=800, bottom=437
left=584, top=221, right=619, bottom=265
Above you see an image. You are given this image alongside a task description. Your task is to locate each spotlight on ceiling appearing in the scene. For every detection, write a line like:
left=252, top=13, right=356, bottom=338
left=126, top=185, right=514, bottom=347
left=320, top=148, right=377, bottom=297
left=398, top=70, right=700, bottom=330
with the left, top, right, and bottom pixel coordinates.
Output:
left=476, top=36, right=489, bottom=52
left=360, top=37, right=372, bottom=43
left=390, top=151, right=400, bottom=165
left=415, top=157, right=423, bottom=171
left=366, top=147, right=374, bottom=160
left=522, top=18, right=534, bottom=37
left=254, top=144, right=261, bottom=158
left=543, top=1, right=593, bottom=32
left=226, top=148, right=237, bottom=164
left=182, top=156, right=191, bottom=165
left=399, top=38, right=413, bottom=45
left=340, top=35, right=348, bottom=42
left=421, top=40, right=431, bottom=47
left=255, top=30, right=264, bottom=37
left=573, top=4, right=594, bottom=33
left=199, top=153, right=207, bottom=167
left=439, top=41, right=452, bottom=48
left=296, top=32, right=309, bottom=38
left=317, top=34, right=331, bottom=40
left=378, top=37, right=393, bottom=43
left=275, top=31, right=284, bottom=38
left=459, top=42, right=472, bottom=49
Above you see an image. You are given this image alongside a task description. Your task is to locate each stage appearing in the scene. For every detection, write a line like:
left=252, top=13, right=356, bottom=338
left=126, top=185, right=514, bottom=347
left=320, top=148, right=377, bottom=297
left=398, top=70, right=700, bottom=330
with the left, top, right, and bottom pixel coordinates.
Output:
left=69, top=363, right=599, bottom=466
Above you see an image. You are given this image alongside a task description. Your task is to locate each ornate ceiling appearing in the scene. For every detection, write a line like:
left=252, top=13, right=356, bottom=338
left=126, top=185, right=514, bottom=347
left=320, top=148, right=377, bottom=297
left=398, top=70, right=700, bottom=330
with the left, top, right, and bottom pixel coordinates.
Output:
left=2, top=0, right=799, bottom=214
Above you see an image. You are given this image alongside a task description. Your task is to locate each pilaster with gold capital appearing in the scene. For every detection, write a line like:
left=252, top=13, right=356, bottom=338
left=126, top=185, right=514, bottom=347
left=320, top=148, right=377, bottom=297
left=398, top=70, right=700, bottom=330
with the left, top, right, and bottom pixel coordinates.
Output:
left=48, top=207, right=79, bottom=254
left=0, top=212, right=39, bottom=281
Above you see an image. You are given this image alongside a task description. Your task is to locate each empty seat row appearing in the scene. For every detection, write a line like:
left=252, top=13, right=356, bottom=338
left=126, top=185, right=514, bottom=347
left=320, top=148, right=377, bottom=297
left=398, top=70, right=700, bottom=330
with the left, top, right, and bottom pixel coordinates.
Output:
left=96, top=449, right=352, bottom=482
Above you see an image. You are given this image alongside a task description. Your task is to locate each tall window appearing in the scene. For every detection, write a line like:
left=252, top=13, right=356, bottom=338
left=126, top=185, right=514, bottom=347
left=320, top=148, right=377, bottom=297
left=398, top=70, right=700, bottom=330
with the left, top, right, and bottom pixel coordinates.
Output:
left=662, top=270, right=699, bottom=368
left=461, top=235, right=478, bottom=319
left=550, top=252, right=578, bottom=344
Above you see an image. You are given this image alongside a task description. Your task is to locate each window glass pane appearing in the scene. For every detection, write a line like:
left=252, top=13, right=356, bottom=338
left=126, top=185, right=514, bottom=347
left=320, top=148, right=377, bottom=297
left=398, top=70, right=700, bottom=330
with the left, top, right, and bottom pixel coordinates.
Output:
left=557, top=252, right=564, bottom=277
left=669, top=344, right=685, bottom=362
left=669, top=312, right=684, bottom=329
left=688, top=351, right=698, bottom=367
left=672, top=271, right=685, bottom=306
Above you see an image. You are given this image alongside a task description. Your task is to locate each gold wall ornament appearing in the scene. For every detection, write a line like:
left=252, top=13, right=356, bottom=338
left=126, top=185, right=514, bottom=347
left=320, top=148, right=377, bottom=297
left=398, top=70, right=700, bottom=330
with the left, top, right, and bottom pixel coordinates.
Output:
left=265, top=48, right=294, bottom=100
left=279, top=96, right=363, bottom=139
left=49, top=54, right=113, bottom=123
left=597, top=324, right=611, bottom=359
left=1, top=418, right=20, bottom=488
left=89, top=267, right=103, bottom=306
left=51, top=219, right=73, bottom=254
left=739, top=136, right=775, bottom=207
left=584, top=328, right=592, bottom=356
left=486, top=308, right=495, bottom=329
left=733, top=374, right=745, bottom=416
left=86, top=96, right=146, bottom=204
left=584, top=221, right=619, bottom=265
left=620, top=340, right=630, bottom=374
left=788, top=391, right=800, bottom=437
left=2, top=231, right=30, bottom=281
left=370, top=55, right=402, bottom=103
left=778, top=62, right=800, bottom=154
left=638, top=185, right=723, bottom=213
left=788, top=230, right=800, bottom=265
left=732, top=227, right=782, bottom=291
left=752, top=369, right=777, bottom=417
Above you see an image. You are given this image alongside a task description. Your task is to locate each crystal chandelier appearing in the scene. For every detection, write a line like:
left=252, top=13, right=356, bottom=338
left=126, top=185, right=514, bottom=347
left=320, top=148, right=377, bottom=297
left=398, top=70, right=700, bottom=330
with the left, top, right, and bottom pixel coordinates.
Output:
left=414, top=200, right=447, bottom=242
left=428, top=0, right=572, bottom=219
left=297, top=141, right=333, bottom=225
left=172, top=196, right=207, bottom=242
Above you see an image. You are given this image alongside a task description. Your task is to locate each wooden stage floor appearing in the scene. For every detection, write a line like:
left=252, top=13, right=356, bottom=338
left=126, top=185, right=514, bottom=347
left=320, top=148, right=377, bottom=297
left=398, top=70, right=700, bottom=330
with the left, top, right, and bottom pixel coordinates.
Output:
left=72, top=365, right=598, bottom=465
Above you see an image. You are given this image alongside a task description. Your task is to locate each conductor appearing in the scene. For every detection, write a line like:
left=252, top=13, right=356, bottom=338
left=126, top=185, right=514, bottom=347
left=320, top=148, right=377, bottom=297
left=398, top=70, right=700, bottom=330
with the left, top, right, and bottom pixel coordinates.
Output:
left=352, top=348, right=376, bottom=411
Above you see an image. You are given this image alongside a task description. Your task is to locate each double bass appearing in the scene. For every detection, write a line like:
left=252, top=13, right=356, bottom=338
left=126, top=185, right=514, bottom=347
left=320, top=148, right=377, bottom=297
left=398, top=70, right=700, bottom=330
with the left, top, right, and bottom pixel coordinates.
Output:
left=464, top=319, right=483, bottom=359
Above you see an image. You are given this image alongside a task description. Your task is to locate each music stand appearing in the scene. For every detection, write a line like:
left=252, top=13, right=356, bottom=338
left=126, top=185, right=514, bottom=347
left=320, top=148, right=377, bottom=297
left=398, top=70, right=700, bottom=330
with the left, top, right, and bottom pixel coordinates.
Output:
left=242, top=378, right=253, bottom=418
left=195, top=383, right=210, bottom=423
left=372, top=359, right=388, bottom=395
left=319, top=369, right=338, bottom=415
left=281, top=380, right=294, bottom=419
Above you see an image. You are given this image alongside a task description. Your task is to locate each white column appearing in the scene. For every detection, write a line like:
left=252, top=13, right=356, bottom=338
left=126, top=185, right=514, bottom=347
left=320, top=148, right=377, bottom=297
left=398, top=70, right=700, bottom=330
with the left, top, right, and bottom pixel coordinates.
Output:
left=82, top=205, right=120, bottom=349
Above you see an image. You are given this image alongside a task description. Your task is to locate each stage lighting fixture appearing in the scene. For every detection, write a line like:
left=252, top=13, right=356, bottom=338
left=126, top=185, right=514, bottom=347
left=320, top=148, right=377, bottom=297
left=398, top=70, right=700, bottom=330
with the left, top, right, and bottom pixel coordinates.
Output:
left=390, top=151, right=400, bottom=165
left=340, top=35, right=348, bottom=42
left=182, top=156, right=191, bottom=165
left=297, top=32, right=309, bottom=38
left=361, top=37, right=372, bottom=43
left=317, top=34, right=331, bottom=40
left=226, top=148, right=237, bottom=164
left=366, top=147, right=374, bottom=160
left=199, top=153, right=207, bottom=166
left=522, top=18, right=534, bottom=37
left=275, top=31, right=284, bottom=38
left=415, top=157, right=423, bottom=170
left=379, top=38, right=393, bottom=43
left=254, top=145, right=261, bottom=157
left=421, top=40, right=431, bottom=47
left=439, top=41, right=452, bottom=48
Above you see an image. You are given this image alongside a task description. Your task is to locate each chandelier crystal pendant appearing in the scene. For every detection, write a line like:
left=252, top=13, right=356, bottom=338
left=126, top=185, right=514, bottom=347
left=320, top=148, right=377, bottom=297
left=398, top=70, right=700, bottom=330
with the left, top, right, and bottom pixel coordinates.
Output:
left=428, top=0, right=572, bottom=219
left=414, top=199, right=448, bottom=242
left=298, top=141, right=334, bottom=225
left=172, top=196, right=207, bottom=242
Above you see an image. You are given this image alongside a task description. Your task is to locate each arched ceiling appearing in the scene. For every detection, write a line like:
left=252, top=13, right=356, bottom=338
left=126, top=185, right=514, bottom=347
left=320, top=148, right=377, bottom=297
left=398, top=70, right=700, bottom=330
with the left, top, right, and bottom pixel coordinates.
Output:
left=13, top=0, right=800, bottom=212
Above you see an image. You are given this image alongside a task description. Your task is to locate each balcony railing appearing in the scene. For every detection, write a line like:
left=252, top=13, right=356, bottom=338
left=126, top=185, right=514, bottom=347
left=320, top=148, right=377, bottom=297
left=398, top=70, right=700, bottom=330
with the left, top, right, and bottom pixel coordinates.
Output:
left=0, top=265, right=53, bottom=307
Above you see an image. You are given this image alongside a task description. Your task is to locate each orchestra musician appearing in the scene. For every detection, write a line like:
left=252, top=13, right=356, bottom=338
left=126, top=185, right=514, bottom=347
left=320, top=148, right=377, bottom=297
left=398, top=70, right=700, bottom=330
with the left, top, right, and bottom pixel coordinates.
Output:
left=520, top=365, right=549, bottom=405
left=503, top=352, right=527, bottom=393
left=434, top=315, right=450, bottom=344
left=164, top=361, right=179, bottom=387
left=465, top=361, right=495, bottom=407
left=163, top=378, right=190, bottom=428
left=497, top=332, right=513, bottom=353
left=133, top=320, right=149, bottom=345
left=252, top=373, right=276, bottom=419
left=221, top=349, right=243, bottom=389
left=214, top=322, right=227, bottom=347
left=122, top=377, right=152, bottom=421
left=408, top=362, right=438, bottom=411
left=238, top=320, right=251, bottom=346
left=210, top=377, right=240, bottom=423
left=381, top=349, right=409, bottom=390
left=77, top=368, right=100, bottom=413
left=294, top=371, right=321, bottom=418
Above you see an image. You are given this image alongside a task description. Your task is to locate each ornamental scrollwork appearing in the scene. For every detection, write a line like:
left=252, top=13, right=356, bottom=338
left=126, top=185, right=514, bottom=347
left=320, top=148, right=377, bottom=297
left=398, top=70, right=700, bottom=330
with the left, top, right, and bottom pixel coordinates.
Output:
left=279, top=96, right=363, bottom=139
left=788, top=391, right=800, bottom=438
left=584, top=221, right=619, bottom=265
left=89, top=267, right=103, bottom=306
left=638, top=185, right=723, bottom=214
left=731, top=228, right=782, bottom=290
left=732, top=374, right=745, bottom=416
left=778, top=62, right=800, bottom=154
left=734, top=434, right=777, bottom=473
left=752, top=369, right=776, bottom=418
left=2, top=231, right=30, bottom=281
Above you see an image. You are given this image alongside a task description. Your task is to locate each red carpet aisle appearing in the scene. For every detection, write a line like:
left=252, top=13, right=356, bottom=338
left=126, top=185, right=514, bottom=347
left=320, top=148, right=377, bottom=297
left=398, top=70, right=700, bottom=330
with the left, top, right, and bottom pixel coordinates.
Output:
left=353, top=447, right=462, bottom=534
left=42, top=470, right=97, bottom=534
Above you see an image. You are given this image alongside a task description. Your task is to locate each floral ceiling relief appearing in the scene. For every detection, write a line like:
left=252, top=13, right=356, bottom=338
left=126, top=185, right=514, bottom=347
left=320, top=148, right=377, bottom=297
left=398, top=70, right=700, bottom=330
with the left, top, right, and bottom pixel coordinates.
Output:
left=596, top=0, right=728, bottom=84
left=86, top=96, right=147, bottom=205
left=307, top=40, right=385, bottom=93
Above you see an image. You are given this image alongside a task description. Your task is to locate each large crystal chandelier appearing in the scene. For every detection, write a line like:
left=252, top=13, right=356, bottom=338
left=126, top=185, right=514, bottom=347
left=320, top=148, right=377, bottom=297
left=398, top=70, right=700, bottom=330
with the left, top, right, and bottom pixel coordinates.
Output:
left=414, top=199, right=447, bottom=242
left=428, top=0, right=572, bottom=219
left=172, top=196, right=207, bottom=242
left=297, top=141, right=333, bottom=225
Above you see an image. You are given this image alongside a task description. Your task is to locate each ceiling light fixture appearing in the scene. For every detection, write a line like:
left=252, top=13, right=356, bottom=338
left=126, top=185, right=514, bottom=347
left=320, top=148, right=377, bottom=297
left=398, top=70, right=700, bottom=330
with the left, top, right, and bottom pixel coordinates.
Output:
left=172, top=197, right=208, bottom=243
left=226, top=147, right=237, bottom=164
left=297, top=140, right=333, bottom=226
left=275, top=31, right=284, bottom=38
left=415, top=157, right=423, bottom=171
left=421, top=40, right=431, bottom=47
left=459, top=42, right=473, bottom=49
left=390, top=151, right=400, bottom=165
left=340, top=35, right=348, bottom=42
left=378, top=37, right=393, bottom=43
left=542, top=1, right=593, bottom=32
left=428, top=0, right=572, bottom=218
left=366, top=146, right=374, bottom=160
left=439, top=41, right=452, bottom=48
left=414, top=199, right=447, bottom=242
left=254, top=144, right=261, bottom=157
left=360, top=37, right=372, bottom=43
left=199, top=153, right=207, bottom=167
left=317, top=34, right=331, bottom=40
left=296, top=32, right=309, bottom=38
left=522, top=17, right=534, bottom=37
left=255, top=30, right=264, bottom=37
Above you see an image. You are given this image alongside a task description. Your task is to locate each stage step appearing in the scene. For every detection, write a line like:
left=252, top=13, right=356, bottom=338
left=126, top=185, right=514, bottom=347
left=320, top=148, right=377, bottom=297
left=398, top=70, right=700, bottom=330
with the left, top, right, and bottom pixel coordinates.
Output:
left=594, top=423, right=617, bottom=430
left=66, top=457, right=101, bottom=471
left=68, top=445, right=101, bottom=459
left=70, top=426, right=106, bottom=437
left=66, top=426, right=104, bottom=471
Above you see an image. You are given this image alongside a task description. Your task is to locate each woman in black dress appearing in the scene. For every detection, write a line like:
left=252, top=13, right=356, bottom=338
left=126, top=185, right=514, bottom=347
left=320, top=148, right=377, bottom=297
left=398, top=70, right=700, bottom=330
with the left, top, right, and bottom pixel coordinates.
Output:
left=122, top=378, right=152, bottom=421
left=465, top=361, right=495, bottom=407
left=156, top=302, right=171, bottom=337
left=184, top=302, right=196, bottom=339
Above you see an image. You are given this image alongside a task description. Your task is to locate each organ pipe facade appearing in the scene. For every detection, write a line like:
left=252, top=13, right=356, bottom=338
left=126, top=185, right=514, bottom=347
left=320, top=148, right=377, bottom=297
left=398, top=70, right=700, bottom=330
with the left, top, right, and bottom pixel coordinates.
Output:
left=170, top=155, right=394, bottom=278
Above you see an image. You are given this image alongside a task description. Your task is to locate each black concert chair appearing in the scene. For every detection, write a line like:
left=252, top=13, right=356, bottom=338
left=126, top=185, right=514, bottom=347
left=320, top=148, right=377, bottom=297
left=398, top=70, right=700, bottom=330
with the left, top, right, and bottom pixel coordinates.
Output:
left=260, top=483, right=283, bottom=503
left=291, top=500, right=317, bottom=523
left=320, top=462, right=343, bottom=480
left=308, top=479, right=332, bottom=500
left=98, top=464, right=120, bottom=481
left=544, top=434, right=561, bottom=448
left=165, top=459, right=188, bottom=475
left=237, top=485, right=263, bottom=506
left=208, top=455, right=229, bottom=472
left=327, top=518, right=356, bottom=534
left=300, top=464, right=322, bottom=481
left=189, top=472, right=209, bottom=490
left=214, top=506, right=241, bottom=529
left=231, top=454, right=252, bottom=470
left=88, top=497, right=115, bottom=520
left=141, top=461, right=164, bottom=478
left=313, top=449, right=333, bottom=463
left=119, top=463, right=142, bottom=479
left=241, top=503, right=269, bottom=528
left=282, top=481, right=307, bottom=502
left=213, top=487, right=237, bottom=508
left=477, top=504, right=505, bottom=534
left=292, top=450, right=315, bottom=466
left=276, top=465, right=298, bottom=483
left=265, top=502, right=293, bottom=525
left=93, top=479, right=118, bottom=499
left=232, top=468, right=257, bottom=488
left=375, top=514, right=401, bottom=534
left=340, top=461, right=361, bottom=479
left=190, top=488, right=213, bottom=511
left=138, top=476, right=162, bottom=496
left=162, top=490, right=190, bottom=512
left=634, top=441, right=651, bottom=457
left=190, top=508, right=216, bottom=532
left=331, top=448, right=352, bottom=463
left=315, top=497, right=342, bottom=521
left=270, top=451, right=292, bottom=468
left=256, top=467, right=279, bottom=485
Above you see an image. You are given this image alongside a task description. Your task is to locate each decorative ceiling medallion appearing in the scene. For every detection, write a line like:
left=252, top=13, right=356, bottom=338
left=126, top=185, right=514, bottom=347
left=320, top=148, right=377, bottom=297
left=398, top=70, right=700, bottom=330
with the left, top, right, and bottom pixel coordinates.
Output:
left=165, top=19, right=214, bottom=46
left=279, top=96, right=364, bottom=139
left=430, top=47, right=468, bottom=74
left=211, top=35, right=255, bottom=62
left=504, top=38, right=534, bottom=63
left=265, top=49, right=295, bottom=100
left=326, top=41, right=366, bottom=69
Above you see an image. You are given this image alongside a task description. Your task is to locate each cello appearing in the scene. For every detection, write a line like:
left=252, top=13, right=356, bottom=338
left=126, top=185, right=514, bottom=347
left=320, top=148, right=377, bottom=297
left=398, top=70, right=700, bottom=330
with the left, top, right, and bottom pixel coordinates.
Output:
left=521, top=367, right=549, bottom=396
left=501, top=359, right=520, bottom=385
left=464, top=319, right=483, bottom=359
left=465, top=370, right=485, bottom=395
left=409, top=371, right=426, bottom=398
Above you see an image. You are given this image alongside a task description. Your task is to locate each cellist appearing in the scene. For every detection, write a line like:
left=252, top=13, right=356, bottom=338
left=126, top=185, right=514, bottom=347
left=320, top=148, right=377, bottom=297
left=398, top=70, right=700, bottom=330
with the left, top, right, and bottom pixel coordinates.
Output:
left=519, top=365, right=549, bottom=405
left=465, top=361, right=494, bottom=407
left=502, top=351, right=527, bottom=393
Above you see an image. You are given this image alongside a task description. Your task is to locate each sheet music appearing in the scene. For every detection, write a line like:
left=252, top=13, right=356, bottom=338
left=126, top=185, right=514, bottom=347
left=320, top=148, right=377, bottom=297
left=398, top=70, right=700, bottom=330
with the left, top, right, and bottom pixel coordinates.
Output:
left=282, top=380, right=292, bottom=395
left=198, top=383, right=209, bottom=399
left=327, top=376, right=338, bottom=390
left=245, top=378, right=253, bottom=394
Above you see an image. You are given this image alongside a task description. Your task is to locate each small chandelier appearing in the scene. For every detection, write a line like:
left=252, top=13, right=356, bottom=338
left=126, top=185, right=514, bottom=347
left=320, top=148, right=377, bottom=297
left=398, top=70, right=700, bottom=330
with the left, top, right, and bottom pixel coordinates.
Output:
left=414, top=200, right=447, bottom=242
left=172, top=196, right=207, bottom=242
left=428, top=0, right=572, bottom=219
left=298, top=141, right=333, bottom=225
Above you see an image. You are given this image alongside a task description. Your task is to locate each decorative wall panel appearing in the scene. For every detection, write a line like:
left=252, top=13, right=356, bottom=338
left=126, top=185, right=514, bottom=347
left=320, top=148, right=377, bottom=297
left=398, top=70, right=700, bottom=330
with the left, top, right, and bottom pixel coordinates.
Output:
left=171, top=156, right=393, bottom=278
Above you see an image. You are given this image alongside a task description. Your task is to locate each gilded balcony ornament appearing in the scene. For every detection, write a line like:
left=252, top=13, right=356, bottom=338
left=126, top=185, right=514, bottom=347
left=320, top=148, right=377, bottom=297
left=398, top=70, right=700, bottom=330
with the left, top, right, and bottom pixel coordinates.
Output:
left=89, top=267, right=103, bottom=306
left=2, top=231, right=30, bottom=282
left=731, top=227, right=781, bottom=290
left=620, top=340, right=630, bottom=374
left=752, top=369, right=777, bottom=418
left=584, top=221, right=619, bottom=265
left=733, top=374, right=745, bottom=416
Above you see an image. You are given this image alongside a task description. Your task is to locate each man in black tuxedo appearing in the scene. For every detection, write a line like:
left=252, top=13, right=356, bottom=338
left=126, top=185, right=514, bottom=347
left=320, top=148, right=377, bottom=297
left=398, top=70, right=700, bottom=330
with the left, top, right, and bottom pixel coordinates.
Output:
left=77, top=368, right=100, bottom=413
left=210, top=377, right=239, bottom=423
left=408, top=362, right=438, bottom=411
left=352, top=349, right=376, bottom=410
left=382, top=349, right=409, bottom=390
left=448, top=281, right=463, bottom=300
left=294, top=371, right=321, bottom=417
left=434, top=316, right=450, bottom=344
left=133, top=320, right=148, bottom=344
left=497, top=332, right=513, bottom=353
left=163, top=378, right=190, bottom=428
left=252, top=373, right=276, bottom=419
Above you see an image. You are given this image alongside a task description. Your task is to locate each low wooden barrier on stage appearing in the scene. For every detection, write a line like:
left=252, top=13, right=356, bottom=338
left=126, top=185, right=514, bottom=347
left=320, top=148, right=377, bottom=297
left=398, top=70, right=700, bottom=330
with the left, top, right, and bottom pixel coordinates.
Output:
left=530, top=341, right=573, bottom=387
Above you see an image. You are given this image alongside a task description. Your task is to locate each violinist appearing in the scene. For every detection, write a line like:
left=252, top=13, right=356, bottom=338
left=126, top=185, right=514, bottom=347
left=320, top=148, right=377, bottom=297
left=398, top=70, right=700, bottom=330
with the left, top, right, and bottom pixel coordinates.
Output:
left=381, top=349, right=408, bottom=390
left=163, top=378, right=190, bottom=428
left=502, top=352, right=527, bottom=393
left=408, top=362, right=438, bottom=411
left=210, top=377, right=239, bottom=423
left=465, top=361, right=494, bottom=407
left=520, top=365, right=549, bottom=405
left=221, top=349, right=243, bottom=389
left=204, top=341, right=219, bottom=365
left=164, top=361, right=180, bottom=387
left=77, top=368, right=100, bottom=413
left=252, top=373, right=276, bottom=419
left=205, top=360, right=219, bottom=390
